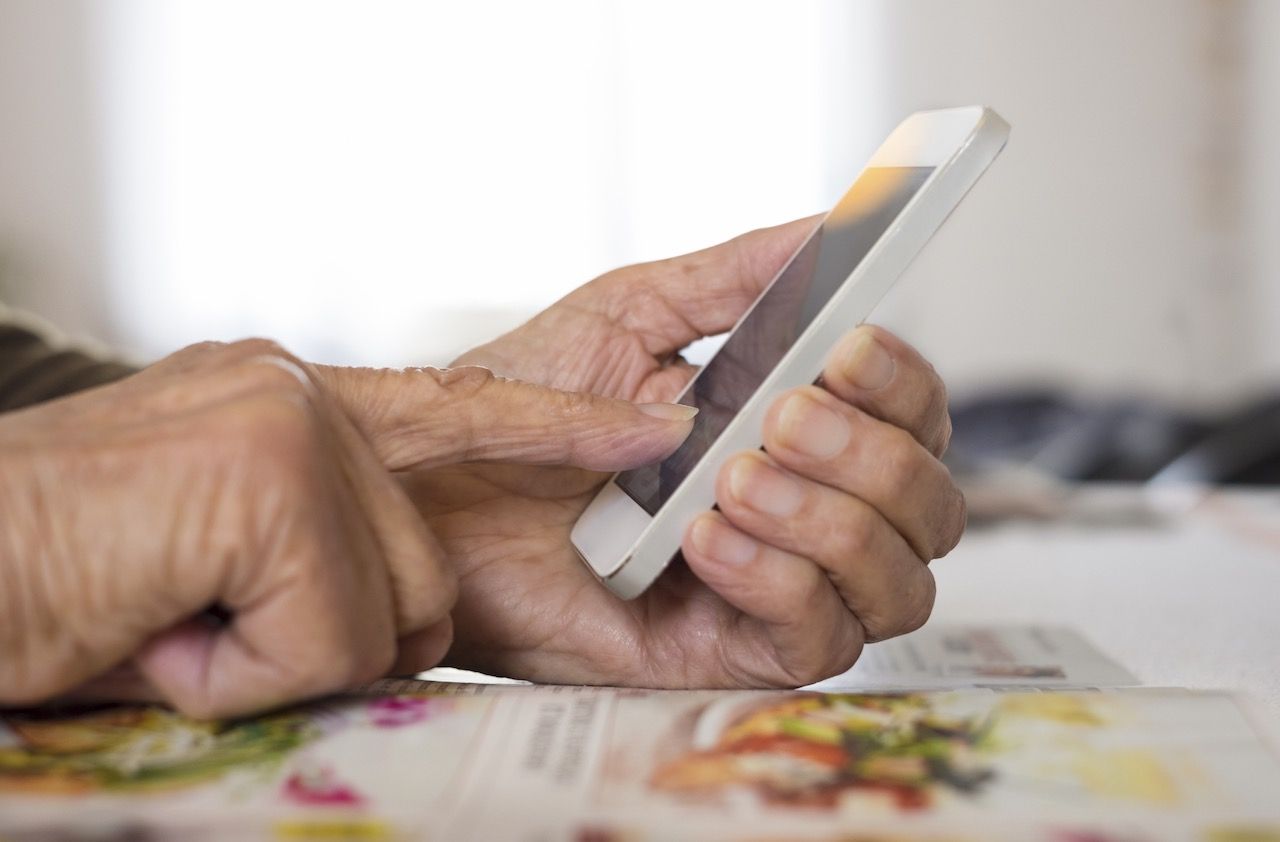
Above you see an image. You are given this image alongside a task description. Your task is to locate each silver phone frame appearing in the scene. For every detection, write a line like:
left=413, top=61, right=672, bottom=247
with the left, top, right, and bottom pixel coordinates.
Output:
left=571, top=106, right=1010, bottom=599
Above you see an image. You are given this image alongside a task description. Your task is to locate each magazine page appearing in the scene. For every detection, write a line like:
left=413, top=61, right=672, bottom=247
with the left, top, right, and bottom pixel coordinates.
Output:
left=4, top=681, right=1279, bottom=840
left=804, top=624, right=1138, bottom=692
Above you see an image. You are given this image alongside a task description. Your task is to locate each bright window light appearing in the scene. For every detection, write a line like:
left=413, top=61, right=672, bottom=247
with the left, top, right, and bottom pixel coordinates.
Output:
left=92, top=1, right=879, bottom=366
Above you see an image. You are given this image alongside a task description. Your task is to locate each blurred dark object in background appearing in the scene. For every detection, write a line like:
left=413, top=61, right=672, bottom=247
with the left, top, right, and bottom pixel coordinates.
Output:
left=949, top=391, right=1280, bottom=486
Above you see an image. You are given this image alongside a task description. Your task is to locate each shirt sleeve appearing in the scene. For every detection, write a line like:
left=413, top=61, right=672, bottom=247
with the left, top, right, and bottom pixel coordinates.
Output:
left=0, top=321, right=139, bottom=413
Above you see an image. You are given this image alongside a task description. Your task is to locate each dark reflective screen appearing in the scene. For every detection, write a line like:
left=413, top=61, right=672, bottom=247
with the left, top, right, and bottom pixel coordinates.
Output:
left=614, top=166, right=934, bottom=515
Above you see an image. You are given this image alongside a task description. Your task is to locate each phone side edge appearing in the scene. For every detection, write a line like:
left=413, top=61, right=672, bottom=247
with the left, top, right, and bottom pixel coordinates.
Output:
left=574, top=108, right=1009, bottom=599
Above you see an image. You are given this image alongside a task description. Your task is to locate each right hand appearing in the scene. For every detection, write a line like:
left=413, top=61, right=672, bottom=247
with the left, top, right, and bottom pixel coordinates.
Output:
left=407, top=219, right=963, bottom=690
left=0, top=339, right=693, bottom=718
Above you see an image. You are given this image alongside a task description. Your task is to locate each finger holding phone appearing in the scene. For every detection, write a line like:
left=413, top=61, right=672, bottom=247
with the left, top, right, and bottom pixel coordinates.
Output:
left=430, top=107, right=1006, bottom=688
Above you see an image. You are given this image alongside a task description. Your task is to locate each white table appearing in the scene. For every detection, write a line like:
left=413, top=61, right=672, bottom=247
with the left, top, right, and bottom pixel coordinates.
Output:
left=930, top=485, right=1280, bottom=733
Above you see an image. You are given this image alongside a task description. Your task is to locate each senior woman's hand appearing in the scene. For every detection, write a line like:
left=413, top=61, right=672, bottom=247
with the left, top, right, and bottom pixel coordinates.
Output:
left=0, top=340, right=694, bottom=717
left=406, top=217, right=966, bottom=687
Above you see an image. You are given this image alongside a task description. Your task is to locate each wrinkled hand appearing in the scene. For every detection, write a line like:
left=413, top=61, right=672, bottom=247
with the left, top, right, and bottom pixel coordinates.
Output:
left=412, top=217, right=966, bottom=687
left=0, top=340, right=693, bottom=717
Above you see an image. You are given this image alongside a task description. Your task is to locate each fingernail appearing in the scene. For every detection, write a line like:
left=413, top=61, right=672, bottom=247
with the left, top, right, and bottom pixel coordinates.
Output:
left=690, top=516, right=759, bottom=566
left=843, top=330, right=894, bottom=391
left=779, top=392, right=850, bottom=459
left=730, top=456, right=804, bottom=517
left=637, top=402, right=699, bottom=422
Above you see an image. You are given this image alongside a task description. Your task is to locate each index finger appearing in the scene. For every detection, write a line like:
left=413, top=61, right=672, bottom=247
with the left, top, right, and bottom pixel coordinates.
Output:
left=820, top=325, right=952, bottom=457
left=314, top=365, right=696, bottom=472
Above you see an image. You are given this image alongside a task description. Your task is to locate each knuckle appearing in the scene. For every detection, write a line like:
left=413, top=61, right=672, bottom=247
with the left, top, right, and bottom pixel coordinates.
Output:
left=933, top=372, right=950, bottom=416
left=150, top=341, right=231, bottom=378
left=408, top=563, right=459, bottom=629
left=188, top=641, right=344, bottom=719
left=289, top=654, right=351, bottom=702
left=401, top=621, right=456, bottom=675
left=354, top=637, right=398, bottom=684
left=920, top=383, right=951, bottom=451
left=799, top=568, right=830, bottom=609
left=855, top=610, right=893, bottom=643
left=222, top=395, right=323, bottom=492
left=554, top=386, right=602, bottom=424
left=318, top=644, right=360, bottom=688
left=431, top=566, right=460, bottom=616
left=787, top=657, right=834, bottom=688
left=899, top=570, right=937, bottom=636
left=936, top=410, right=955, bottom=455
left=213, top=339, right=321, bottom=402
left=246, top=394, right=317, bottom=454
left=227, top=337, right=296, bottom=363
left=779, top=568, right=830, bottom=620
left=934, top=486, right=968, bottom=558
left=880, top=429, right=927, bottom=500
left=815, top=625, right=866, bottom=684
left=829, top=503, right=877, bottom=563
left=780, top=615, right=865, bottom=687
left=830, top=528, right=936, bottom=642
left=419, top=367, right=497, bottom=460
left=180, top=340, right=231, bottom=358
left=824, top=639, right=864, bottom=682
left=421, top=618, right=455, bottom=667
left=858, top=591, right=936, bottom=646
left=287, top=630, right=368, bottom=693
left=433, top=365, right=497, bottom=397
left=860, top=569, right=935, bottom=644
left=234, top=356, right=315, bottom=399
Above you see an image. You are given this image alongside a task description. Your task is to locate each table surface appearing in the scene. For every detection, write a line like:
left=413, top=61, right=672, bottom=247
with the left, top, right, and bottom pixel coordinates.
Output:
left=930, top=484, right=1280, bottom=735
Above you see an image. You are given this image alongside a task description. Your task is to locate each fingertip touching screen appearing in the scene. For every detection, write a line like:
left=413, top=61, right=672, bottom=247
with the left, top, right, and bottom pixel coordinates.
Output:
left=614, top=166, right=935, bottom=515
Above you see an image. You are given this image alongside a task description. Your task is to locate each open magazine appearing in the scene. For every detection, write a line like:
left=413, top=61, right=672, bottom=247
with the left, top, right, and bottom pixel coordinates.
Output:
left=805, top=624, right=1139, bottom=691
left=2, top=626, right=1278, bottom=841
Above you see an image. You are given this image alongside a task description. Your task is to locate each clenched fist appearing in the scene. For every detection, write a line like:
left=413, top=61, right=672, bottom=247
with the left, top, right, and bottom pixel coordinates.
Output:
left=0, top=339, right=694, bottom=718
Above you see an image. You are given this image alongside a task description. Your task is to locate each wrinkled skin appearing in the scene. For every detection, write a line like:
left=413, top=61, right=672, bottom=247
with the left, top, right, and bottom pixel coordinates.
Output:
left=0, top=218, right=965, bottom=718
left=0, top=340, right=694, bottom=718
left=401, top=217, right=967, bottom=688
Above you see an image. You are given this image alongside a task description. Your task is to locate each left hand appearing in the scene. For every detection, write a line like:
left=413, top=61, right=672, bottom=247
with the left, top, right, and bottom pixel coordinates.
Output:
left=1, top=339, right=695, bottom=716
left=402, top=217, right=966, bottom=687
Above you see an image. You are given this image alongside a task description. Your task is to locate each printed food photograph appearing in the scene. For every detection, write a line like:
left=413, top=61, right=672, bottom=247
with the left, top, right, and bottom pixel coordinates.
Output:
left=598, top=688, right=1280, bottom=827
left=648, top=693, right=995, bottom=810
left=0, top=705, right=323, bottom=796
left=0, top=685, right=485, bottom=818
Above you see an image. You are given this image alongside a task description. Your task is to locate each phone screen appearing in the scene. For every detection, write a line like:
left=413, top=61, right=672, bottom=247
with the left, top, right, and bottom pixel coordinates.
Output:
left=614, top=165, right=935, bottom=515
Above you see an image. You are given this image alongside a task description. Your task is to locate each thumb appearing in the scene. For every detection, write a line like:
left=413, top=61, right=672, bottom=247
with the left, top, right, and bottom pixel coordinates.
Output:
left=313, top=365, right=697, bottom=472
left=573, top=215, right=821, bottom=354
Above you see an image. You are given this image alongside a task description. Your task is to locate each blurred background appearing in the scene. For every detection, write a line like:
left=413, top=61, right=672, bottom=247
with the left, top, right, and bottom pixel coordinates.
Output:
left=3, top=0, right=1278, bottom=485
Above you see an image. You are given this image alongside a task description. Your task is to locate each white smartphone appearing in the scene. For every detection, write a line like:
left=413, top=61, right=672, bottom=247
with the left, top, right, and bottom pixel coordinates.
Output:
left=571, top=106, right=1009, bottom=599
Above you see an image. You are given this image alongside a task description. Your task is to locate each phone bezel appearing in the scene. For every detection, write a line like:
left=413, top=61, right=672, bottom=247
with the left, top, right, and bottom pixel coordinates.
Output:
left=571, top=106, right=1010, bottom=599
